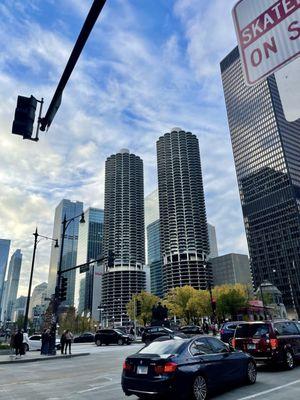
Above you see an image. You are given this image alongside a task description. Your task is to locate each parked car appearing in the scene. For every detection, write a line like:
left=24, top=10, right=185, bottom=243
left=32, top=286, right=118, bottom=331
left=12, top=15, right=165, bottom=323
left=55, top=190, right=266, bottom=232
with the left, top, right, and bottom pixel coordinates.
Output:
left=73, top=332, right=95, bottom=343
left=122, top=336, right=257, bottom=400
left=179, top=325, right=203, bottom=336
left=24, top=334, right=61, bottom=351
left=142, top=326, right=185, bottom=344
left=232, top=320, right=300, bottom=369
left=95, top=329, right=133, bottom=346
left=220, top=321, right=245, bottom=344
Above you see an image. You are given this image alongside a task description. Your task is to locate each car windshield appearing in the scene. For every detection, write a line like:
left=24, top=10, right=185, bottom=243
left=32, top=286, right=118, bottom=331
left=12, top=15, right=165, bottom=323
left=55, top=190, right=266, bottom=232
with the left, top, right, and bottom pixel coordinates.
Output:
left=139, top=339, right=186, bottom=356
left=236, top=323, right=270, bottom=338
left=115, top=329, right=126, bottom=335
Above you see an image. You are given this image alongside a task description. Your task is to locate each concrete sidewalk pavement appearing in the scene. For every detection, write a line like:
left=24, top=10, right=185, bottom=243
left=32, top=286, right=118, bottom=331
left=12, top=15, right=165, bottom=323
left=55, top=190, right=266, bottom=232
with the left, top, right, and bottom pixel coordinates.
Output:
left=0, top=351, right=90, bottom=365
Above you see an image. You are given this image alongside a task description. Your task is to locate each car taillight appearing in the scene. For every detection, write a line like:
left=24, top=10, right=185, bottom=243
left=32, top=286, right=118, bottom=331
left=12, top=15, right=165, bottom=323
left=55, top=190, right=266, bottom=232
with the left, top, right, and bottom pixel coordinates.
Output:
left=270, top=339, right=278, bottom=350
left=123, top=360, right=133, bottom=372
left=231, top=338, right=236, bottom=348
left=154, top=362, right=178, bottom=374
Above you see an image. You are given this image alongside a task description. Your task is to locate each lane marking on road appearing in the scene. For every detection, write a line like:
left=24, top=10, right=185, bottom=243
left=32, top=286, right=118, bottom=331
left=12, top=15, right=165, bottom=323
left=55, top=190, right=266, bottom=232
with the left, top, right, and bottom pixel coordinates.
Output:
left=237, top=379, right=300, bottom=400
left=77, top=385, right=109, bottom=394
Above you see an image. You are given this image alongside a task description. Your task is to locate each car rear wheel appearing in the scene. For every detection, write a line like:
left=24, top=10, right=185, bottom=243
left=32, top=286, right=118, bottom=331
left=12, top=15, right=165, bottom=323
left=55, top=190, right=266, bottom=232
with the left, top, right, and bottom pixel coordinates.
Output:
left=193, top=375, right=208, bottom=400
left=284, top=351, right=294, bottom=370
left=246, top=361, right=257, bottom=384
left=96, top=339, right=102, bottom=347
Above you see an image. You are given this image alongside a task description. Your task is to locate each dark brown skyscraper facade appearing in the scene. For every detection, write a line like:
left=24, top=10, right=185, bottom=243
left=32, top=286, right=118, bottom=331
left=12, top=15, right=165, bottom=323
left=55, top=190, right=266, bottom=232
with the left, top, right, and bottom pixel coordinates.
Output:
left=221, top=47, right=300, bottom=317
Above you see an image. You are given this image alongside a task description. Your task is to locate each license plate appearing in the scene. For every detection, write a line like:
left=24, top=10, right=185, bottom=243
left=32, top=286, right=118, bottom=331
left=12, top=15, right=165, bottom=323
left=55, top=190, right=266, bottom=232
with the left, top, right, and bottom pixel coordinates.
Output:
left=137, top=365, right=148, bottom=375
left=247, top=344, right=256, bottom=350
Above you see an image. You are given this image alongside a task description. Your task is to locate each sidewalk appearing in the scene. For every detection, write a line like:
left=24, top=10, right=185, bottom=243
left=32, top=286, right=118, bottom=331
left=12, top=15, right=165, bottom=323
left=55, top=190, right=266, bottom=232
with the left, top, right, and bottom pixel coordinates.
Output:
left=0, top=351, right=90, bottom=365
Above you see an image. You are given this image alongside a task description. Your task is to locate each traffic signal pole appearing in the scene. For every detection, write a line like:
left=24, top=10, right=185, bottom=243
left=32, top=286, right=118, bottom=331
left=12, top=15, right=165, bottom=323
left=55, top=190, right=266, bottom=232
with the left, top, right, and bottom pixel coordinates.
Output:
left=39, top=0, right=107, bottom=132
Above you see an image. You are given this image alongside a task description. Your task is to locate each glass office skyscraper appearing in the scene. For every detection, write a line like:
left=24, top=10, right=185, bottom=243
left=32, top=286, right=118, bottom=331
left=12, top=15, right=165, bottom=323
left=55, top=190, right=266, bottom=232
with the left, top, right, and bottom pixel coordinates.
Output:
left=75, top=207, right=104, bottom=318
left=157, top=128, right=211, bottom=293
left=221, top=47, right=300, bottom=316
left=102, top=149, right=146, bottom=325
left=48, top=199, right=83, bottom=306
left=2, top=249, right=22, bottom=322
left=147, top=219, right=163, bottom=298
left=0, top=239, right=10, bottom=321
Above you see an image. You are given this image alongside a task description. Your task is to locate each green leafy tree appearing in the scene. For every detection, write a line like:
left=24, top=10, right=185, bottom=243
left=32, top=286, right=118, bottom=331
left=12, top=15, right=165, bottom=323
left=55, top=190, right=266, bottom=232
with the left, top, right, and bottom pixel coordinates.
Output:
left=164, top=286, right=210, bottom=324
left=212, top=284, right=250, bottom=319
left=127, top=291, right=160, bottom=325
left=59, top=307, right=97, bottom=334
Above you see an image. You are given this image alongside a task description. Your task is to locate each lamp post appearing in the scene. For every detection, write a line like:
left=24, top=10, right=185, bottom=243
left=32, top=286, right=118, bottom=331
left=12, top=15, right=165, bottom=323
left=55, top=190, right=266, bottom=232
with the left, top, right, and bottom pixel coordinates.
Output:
left=23, top=228, right=58, bottom=333
left=51, top=212, right=85, bottom=353
left=203, top=262, right=216, bottom=322
left=97, top=305, right=104, bottom=328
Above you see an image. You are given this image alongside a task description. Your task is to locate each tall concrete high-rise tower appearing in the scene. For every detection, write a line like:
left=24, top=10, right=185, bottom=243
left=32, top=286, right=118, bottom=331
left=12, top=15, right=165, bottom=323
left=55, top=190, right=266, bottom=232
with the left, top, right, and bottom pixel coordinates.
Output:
left=48, top=199, right=83, bottom=306
left=157, top=128, right=211, bottom=293
left=0, top=239, right=10, bottom=320
left=2, top=249, right=22, bottom=322
left=221, top=47, right=300, bottom=317
left=102, top=149, right=146, bottom=325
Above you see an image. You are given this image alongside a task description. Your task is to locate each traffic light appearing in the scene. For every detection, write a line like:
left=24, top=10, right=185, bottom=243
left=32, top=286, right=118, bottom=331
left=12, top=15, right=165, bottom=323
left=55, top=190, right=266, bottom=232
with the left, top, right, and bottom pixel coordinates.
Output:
left=12, top=95, right=37, bottom=139
left=59, top=276, right=68, bottom=302
left=108, top=250, right=115, bottom=267
left=212, top=299, right=217, bottom=312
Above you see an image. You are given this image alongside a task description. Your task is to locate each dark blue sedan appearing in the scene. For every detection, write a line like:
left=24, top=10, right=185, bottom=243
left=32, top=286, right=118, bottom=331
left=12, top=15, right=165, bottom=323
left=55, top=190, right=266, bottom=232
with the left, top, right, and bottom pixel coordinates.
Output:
left=122, top=336, right=256, bottom=400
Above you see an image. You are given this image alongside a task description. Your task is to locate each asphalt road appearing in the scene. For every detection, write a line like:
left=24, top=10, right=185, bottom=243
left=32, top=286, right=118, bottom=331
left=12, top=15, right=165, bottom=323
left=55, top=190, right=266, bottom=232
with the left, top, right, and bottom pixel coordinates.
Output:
left=0, top=343, right=299, bottom=400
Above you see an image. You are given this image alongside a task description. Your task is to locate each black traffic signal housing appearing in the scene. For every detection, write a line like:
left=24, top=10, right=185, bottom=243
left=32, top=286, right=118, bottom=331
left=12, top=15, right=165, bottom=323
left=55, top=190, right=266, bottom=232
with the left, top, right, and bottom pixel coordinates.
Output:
left=107, top=250, right=115, bottom=267
left=211, top=299, right=217, bottom=313
left=12, top=95, right=37, bottom=139
left=59, top=276, right=68, bottom=302
left=136, top=300, right=142, bottom=317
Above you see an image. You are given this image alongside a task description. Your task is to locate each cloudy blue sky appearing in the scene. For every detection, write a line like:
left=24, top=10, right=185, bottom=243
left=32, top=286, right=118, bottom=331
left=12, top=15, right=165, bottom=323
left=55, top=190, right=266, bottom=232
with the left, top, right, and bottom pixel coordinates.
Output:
left=0, top=0, right=247, bottom=296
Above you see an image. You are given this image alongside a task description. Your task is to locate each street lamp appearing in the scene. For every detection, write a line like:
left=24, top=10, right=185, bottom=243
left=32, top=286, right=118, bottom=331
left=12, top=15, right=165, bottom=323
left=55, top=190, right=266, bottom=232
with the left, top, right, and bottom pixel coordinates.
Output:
left=97, top=305, right=104, bottom=328
left=23, top=228, right=58, bottom=332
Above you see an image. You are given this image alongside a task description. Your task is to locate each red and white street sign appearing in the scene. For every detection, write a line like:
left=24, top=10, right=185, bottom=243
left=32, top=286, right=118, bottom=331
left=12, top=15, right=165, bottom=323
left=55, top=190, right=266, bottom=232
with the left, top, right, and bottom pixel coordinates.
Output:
left=232, top=0, right=300, bottom=86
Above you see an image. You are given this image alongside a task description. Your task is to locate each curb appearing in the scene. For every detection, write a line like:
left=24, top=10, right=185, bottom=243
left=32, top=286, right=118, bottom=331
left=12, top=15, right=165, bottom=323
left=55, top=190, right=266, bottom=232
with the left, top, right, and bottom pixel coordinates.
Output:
left=0, top=352, right=90, bottom=365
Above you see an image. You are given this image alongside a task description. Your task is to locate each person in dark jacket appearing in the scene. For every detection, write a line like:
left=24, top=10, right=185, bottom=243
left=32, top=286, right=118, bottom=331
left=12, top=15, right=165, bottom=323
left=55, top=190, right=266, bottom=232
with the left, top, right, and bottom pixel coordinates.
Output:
left=14, top=329, right=24, bottom=358
left=60, top=331, right=66, bottom=355
left=41, top=329, right=50, bottom=355
left=202, top=319, right=209, bottom=335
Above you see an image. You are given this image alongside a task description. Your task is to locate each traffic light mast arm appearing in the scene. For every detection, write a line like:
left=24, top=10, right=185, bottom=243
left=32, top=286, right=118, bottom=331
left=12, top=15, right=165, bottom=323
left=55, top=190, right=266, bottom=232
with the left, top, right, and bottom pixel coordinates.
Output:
left=39, top=0, right=107, bottom=132
left=59, top=254, right=106, bottom=274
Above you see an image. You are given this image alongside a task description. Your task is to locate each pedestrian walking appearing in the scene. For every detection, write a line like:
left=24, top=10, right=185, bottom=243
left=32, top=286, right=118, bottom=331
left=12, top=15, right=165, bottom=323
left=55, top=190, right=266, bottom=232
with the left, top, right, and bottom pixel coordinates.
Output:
left=60, top=330, right=66, bottom=355
left=9, top=331, right=15, bottom=358
left=14, top=329, right=24, bottom=359
left=64, top=330, right=73, bottom=355
left=41, top=329, right=50, bottom=355
left=202, top=319, right=209, bottom=335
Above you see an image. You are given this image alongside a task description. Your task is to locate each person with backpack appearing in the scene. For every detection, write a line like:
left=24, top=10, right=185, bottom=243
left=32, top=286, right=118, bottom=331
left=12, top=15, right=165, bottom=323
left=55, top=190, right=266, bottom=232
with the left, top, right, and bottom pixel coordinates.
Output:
left=14, top=329, right=24, bottom=359
left=64, top=330, right=73, bottom=355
